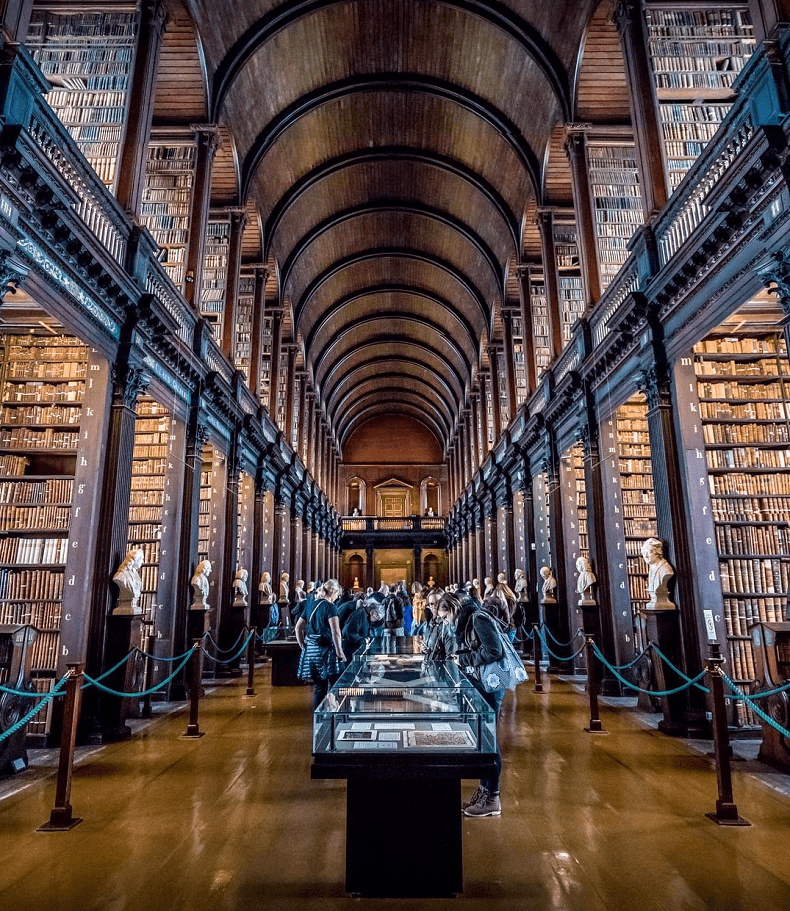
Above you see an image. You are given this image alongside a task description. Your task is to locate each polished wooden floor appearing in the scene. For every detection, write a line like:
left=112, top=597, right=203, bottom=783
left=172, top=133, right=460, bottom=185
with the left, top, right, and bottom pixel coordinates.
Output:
left=2, top=667, right=790, bottom=911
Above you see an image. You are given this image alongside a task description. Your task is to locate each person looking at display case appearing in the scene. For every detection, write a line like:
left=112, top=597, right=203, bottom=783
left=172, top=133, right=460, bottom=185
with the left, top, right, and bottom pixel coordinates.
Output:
left=422, top=592, right=458, bottom=661
left=295, top=578, right=346, bottom=709
left=453, top=591, right=507, bottom=818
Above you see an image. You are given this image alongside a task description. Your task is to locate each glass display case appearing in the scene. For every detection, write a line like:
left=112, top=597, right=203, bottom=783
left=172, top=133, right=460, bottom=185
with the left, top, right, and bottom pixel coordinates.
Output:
left=313, top=651, right=496, bottom=756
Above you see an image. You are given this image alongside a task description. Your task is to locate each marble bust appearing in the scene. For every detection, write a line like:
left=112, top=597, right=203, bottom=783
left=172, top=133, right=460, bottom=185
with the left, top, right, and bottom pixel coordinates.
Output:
left=112, top=547, right=144, bottom=615
left=539, top=566, right=557, bottom=604
left=259, top=571, right=274, bottom=604
left=190, top=559, right=212, bottom=610
left=641, top=537, right=675, bottom=610
left=576, top=555, right=596, bottom=605
left=232, top=568, right=248, bottom=606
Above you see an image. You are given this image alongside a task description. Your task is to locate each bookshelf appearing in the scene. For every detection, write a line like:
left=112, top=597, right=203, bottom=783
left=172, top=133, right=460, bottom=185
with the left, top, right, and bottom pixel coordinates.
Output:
left=27, top=7, right=137, bottom=190
left=140, top=137, right=197, bottom=289
left=234, top=272, right=255, bottom=381
left=561, top=443, right=587, bottom=669
left=259, top=314, right=273, bottom=408
left=644, top=4, right=755, bottom=193
left=511, top=312, right=528, bottom=405
left=553, top=222, right=584, bottom=343
left=200, top=216, right=230, bottom=340
left=587, top=141, right=643, bottom=291
left=616, top=396, right=658, bottom=652
left=0, top=331, right=89, bottom=739
left=529, top=276, right=551, bottom=379
left=127, top=398, right=173, bottom=626
left=198, top=456, right=212, bottom=564
left=694, top=332, right=790, bottom=724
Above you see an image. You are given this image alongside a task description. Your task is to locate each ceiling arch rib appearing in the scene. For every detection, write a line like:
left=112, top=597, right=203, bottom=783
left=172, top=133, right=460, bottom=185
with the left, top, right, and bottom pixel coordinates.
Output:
left=303, top=284, right=478, bottom=362
left=321, top=341, right=467, bottom=413
left=335, top=386, right=452, bottom=441
left=338, top=398, right=448, bottom=450
left=327, top=363, right=460, bottom=422
left=332, top=377, right=455, bottom=434
left=209, top=0, right=572, bottom=125
left=240, top=75, right=542, bottom=200
left=312, top=313, right=473, bottom=383
left=294, top=248, right=489, bottom=334
left=280, top=202, right=503, bottom=300
left=323, top=349, right=465, bottom=419
left=265, top=148, right=520, bottom=255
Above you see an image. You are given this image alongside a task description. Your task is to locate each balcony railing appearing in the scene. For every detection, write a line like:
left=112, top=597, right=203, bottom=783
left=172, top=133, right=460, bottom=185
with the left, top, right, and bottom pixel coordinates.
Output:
left=342, top=516, right=445, bottom=533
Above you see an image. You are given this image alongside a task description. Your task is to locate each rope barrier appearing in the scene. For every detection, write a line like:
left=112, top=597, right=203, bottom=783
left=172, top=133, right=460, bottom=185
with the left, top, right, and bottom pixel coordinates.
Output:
left=609, top=642, right=653, bottom=671
left=540, top=623, right=585, bottom=649
left=734, top=677, right=790, bottom=700
left=650, top=643, right=710, bottom=693
left=201, top=631, right=255, bottom=667
left=82, top=648, right=194, bottom=698
left=536, top=628, right=587, bottom=662
left=135, top=644, right=196, bottom=662
left=722, top=672, right=790, bottom=741
left=591, top=641, right=708, bottom=697
left=202, top=627, right=249, bottom=656
left=87, top=648, right=137, bottom=684
left=0, top=673, right=70, bottom=744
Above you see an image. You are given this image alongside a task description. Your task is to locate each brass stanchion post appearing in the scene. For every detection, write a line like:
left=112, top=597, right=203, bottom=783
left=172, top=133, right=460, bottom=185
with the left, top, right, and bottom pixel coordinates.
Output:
left=705, top=641, right=749, bottom=826
left=38, top=663, right=84, bottom=831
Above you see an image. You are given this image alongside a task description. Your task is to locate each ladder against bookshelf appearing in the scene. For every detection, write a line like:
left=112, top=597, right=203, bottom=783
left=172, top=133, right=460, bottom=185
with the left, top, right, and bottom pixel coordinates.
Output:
left=141, top=137, right=198, bottom=289
left=200, top=217, right=231, bottom=340
left=616, top=396, right=658, bottom=652
left=644, top=4, right=755, bottom=193
left=694, top=332, right=790, bottom=725
left=529, top=275, right=551, bottom=379
left=0, top=332, right=88, bottom=741
left=27, top=8, right=137, bottom=189
left=587, top=141, right=643, bottom=291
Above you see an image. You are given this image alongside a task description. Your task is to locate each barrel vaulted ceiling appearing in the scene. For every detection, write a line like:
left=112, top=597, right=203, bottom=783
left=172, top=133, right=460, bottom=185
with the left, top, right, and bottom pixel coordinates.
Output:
left=180, top=0, right=612, bottom=454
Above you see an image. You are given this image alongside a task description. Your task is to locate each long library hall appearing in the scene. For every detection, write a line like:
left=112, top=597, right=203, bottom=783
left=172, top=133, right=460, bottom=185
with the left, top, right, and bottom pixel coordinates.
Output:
left=2, top=0, right=790, bottom=907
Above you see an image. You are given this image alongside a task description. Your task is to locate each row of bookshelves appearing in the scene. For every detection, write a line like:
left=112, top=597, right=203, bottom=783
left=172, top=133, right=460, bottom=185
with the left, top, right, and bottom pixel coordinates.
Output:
left=724, top=597, right=786, bottom=637
left=716, top=523, right=790, bottom=557
left=2, top=405, right=81, bottom=425
left=0, top=601, right=61, bottom=630
left=711, top=496, right=790, bottom=522
left=709, top=474, right=790, bottom=496
left=701, top=412, right=788, bottom=435
left=0, top=569, right=64, bottom=602
left=719, top=558, right=790, bottom=594
left=0, top=429, right=78, bottom=450
left=0, top=537, right=68, bottom=564
left=706, top=447, right=790, bottom=470
left=2, top=383, right=83, bottom=403
left=0, top=478, right=73, bottom=503
left=696, top=358, right=787, bottom=377
left=0, top=504, right=71, bottom=529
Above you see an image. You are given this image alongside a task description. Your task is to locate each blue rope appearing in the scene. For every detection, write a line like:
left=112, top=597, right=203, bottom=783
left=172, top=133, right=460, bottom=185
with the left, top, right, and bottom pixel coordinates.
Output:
left=609, top=642, right=653, bottom=671
left=591, top=641, right=709, bottom=696
left=135, top=644, right=195, bottom=662
left=722, top=672, right=790, bottom=740
left=90, top=648, right=137, bottom=683
left=0, top=672, right=70, bottom=743
left=202, top=631, right=255, bottom=666
left=537, top=628, right=587, bottom=662
left=739, top=677, right=790, bottom=700
left=202, top=627, right=248, bottom=656
left=650, top=643, right=710, bottom=693
left=82, top=648, right=194, bottom=698
left=540, top=623, right=585, bottom=649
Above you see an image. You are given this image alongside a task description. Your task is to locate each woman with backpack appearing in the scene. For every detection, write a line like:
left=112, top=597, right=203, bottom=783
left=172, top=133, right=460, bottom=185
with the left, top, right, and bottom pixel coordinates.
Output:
left=450, top=591, right=507, bottom=818
left=295, top=578, right=346, bottom=709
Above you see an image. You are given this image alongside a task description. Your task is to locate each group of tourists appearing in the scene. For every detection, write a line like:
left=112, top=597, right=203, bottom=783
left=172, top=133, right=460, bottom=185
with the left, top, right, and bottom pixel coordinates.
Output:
left=294, top=572, right=526, bottom=819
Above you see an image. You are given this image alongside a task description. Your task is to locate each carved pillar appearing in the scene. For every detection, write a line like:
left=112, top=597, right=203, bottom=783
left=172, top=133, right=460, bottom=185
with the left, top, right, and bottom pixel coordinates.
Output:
left=536, top=209, right=564, bottom=359
left=504, top=495, right=516, bottom=584
left=217, top=451, right=242, bottom=670
left=86, top=360, right=150, bottom=741
left=545, top=446, right=573, bottom=671
left=613, top=0, right=669, bottom=216
left=488, top=348, right=503, bottom=437
left=220, top=208, right=247, bottom=357
left=251, top=470, right=266, bottom=630
left=268, top=307, right=284, bottom=420
left=183, top=125, right=220, bottom=307
left=501, top=310, right=518, bottom=420
left=302, top=511, right=313, bottom=585
left=564, top=127, right=601, bottom=307
left=249, top=265, right=268, bottom=399
left=289, top=512, right=300, bottom=601
left=639, top=354, right=707, bottom=735
left=115, top=0, right=168, bottom=216
left=516, top=265, right=537, bottom=394
left=284, top=345, right=297, bottom=447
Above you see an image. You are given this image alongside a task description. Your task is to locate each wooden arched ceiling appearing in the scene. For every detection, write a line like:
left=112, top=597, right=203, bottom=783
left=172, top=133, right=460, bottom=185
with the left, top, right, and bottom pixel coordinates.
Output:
left=182, top=0, right=605, bottom=452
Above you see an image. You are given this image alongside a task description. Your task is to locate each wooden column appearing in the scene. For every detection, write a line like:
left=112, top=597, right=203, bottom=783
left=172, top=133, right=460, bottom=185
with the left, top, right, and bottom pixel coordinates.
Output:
left=268, top=307, right=284, bottom=419
left=501, top=311, right=518, bottom=421
left=505, top=495, right=517, bottom=584
left=488, top=348, right=503, bottom=438
left=250, top=470, right=266, bottom=629
left=217, top=450, right=241, bottom=658
left=114, top=0, right=168, bottom=216
left=545, top=445, right=573, bottom=660
left=536, top=210, right=564, bottom=360
left=613, top=0, right=669, bottom=216
left=183, top=125, right=219, bottom=308
left=220, top=208, right=247, bottom=358
left=284, top=345, right=297, bottom=447
left=249, top=265, right=268, bottom=400
left=516, top=265, right=537, bottom=395
left=564, top=128, right=601, bottom=307
left=302, top=510, right=313, bottom=586
left=296, top=373, right=308, bottom=462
